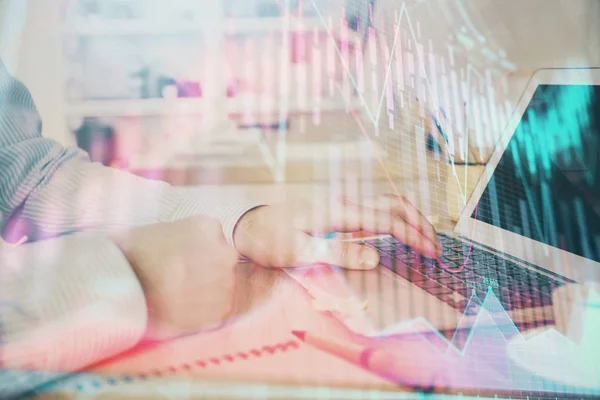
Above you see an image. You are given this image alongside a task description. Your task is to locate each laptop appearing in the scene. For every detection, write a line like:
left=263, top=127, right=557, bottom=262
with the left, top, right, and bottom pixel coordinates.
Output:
left=341, top=68, right=600, bottom=335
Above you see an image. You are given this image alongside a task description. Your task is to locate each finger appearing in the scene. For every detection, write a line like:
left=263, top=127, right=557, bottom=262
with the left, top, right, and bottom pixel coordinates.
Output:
left=325, top=240, right=379, bottom=270
left=297, top=201, right=396, bottom=234
left=321, top=198, right=442, bottom=257
left=293, top=235, right=379, bottom=270
left=291, top=202, right=367, bottom=234
left=292, top=197, right=442, bottom=258
left=389, top=195, right=441, bottom=250
left=300, top=202, right=363, bottom=233
left=393, top=197, right=442, bottom=257
left=343, top=195, right=442, bottom=256
left=390, top=218, right=439, bottom=258
left=336, top=200, right=439, bottom=257
left=317, top=202, right=392, bottom=234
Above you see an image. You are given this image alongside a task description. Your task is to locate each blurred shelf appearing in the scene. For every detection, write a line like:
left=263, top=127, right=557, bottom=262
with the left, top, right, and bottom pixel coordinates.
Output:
left=66, top=96, right=363, bottom=118
left=125, top=147, right=388, bottom=185
left=126, top=159, right=391, bottom=185
left=62, top=17, right=324, bottom=37
left=129, top=138, right=381, bottom=169
left=67, top=97, right=205, bottom=117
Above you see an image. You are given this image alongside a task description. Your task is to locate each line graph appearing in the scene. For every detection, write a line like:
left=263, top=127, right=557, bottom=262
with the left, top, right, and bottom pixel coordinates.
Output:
left=311, top=0, right=408, bottom=127
left=367, top=286, right=600, bottom=394
left=381, top=287, right=526, bottom=356
left=310, top=0, right=510, bottom=150
left=309, top=0, right=512, bottom=201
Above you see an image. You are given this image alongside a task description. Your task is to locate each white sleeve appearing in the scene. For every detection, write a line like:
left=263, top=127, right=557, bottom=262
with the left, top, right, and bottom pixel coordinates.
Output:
left=0, top=233, right=147, bottom=373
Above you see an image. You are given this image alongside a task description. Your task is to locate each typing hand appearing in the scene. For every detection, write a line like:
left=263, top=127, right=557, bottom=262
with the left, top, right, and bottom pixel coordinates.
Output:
left=233, top=194, right=442, bottom=270
left=111, top=215, right=239, bottom=340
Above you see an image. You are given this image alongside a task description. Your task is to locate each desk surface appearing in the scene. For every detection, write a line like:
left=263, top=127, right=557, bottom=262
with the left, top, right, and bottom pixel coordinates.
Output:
left=30, top=68, right=539, bottom=399
left=34, top=171, right=489, bottom=399
left=40, top=264, right=407, bottom=399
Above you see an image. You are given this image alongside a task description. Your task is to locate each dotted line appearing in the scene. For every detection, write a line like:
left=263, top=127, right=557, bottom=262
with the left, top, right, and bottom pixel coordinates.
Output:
left=70, top=339, right=300, bottom=393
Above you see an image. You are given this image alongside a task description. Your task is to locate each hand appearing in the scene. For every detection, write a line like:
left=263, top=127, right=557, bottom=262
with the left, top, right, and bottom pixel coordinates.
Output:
left=233, top=194, right=442, bottom=270
left=111, top=215, right=239, bottom=340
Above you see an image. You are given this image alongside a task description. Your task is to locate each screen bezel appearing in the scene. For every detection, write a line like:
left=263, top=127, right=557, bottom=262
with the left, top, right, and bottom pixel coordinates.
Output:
left=454, top=68, right=600, bottom=283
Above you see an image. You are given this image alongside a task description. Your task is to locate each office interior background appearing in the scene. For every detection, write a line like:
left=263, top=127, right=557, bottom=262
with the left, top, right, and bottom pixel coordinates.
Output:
left=1, top=0, right=598, bottom=202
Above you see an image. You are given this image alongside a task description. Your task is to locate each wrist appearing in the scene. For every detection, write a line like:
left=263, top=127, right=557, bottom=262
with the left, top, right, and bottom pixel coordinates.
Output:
left=110, top=228, right=141, bottom=271
left=232, top=205, right=267, bottom=256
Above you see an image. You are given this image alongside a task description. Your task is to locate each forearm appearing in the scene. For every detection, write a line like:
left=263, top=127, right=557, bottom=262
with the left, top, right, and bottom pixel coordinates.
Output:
left=19, top=157, right=262, bottom=246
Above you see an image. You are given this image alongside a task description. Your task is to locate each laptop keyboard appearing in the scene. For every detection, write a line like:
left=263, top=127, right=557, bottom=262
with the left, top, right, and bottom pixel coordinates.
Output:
left=365, top=234, right=569, bottom=315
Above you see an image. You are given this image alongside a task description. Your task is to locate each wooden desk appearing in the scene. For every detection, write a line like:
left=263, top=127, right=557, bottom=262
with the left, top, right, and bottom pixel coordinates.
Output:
left=34, top=170, right=488, bottom=399
left=37, top=263, right=411, bottom=399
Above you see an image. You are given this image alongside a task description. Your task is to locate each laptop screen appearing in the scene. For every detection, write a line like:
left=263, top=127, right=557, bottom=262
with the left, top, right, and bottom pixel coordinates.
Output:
left=473, top=84, right=600, bottom=263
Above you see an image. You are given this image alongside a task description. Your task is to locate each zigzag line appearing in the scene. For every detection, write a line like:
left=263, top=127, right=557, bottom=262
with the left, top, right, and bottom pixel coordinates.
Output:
left=385, top=287, right=556, bottom=357
left=311, top=0, right=506, bottom=130
left=311, top=0, right=412, bottom=126
left=310, top=0, right=510, bottom=204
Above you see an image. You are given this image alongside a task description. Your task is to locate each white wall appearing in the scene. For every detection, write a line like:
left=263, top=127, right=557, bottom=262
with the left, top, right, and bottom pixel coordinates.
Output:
left=393, top=0, right=600, bottom=106
left=0, top=0, right=28, bottom=72
left=386, top=0, right=600, bottom=69
left=470, top=0, right=600, bottom=68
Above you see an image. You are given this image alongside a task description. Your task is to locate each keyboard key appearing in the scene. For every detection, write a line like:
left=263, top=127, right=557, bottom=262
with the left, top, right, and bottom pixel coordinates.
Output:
left=436, top=275, right=459, bottom=284
left=453, top=300, right=469, bottom=312
left=455, top=287, right=471, bottom=298
left=540, top=293, right=553, bottom=306
left=375, top=243, right=400, bottom=251
left=407, top=271, right=429, bottom=282
left=394, top=251, right=412, bottom=259
left=409, top=263, right=432, bottom=275
left=427, top=285, right=453, bottom=296
left=414, top=279, right=441, bottom=290
left=445, top=280, right=469, bottom=290
left=379, top=257, right=412, bottom=281
left=436, top=293, right=455, bottom=303
left=383, top=236, right=398, bottom=243
left=460, top=272, right=477, bottom=281
left=379, top=249, right=398, bottom=257
left=370, top=238, right=388, bottom=246
left=378, top=255, right=395, bottom=269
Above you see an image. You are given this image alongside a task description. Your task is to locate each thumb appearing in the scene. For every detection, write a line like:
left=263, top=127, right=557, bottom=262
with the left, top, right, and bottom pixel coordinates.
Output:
left=293, top=234, right=380, bottom=270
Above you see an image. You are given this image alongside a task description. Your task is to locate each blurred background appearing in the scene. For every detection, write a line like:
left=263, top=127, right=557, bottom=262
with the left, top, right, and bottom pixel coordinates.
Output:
left=0, top=0, right=599, bottom=221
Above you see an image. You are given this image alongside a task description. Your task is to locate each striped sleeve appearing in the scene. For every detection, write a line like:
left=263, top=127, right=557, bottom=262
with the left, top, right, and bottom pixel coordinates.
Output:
left=0, top=60, right=262, bottom=245
left=20, top=157, right=263, bottom=246
left=0, top=61, right=81, bottom=231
